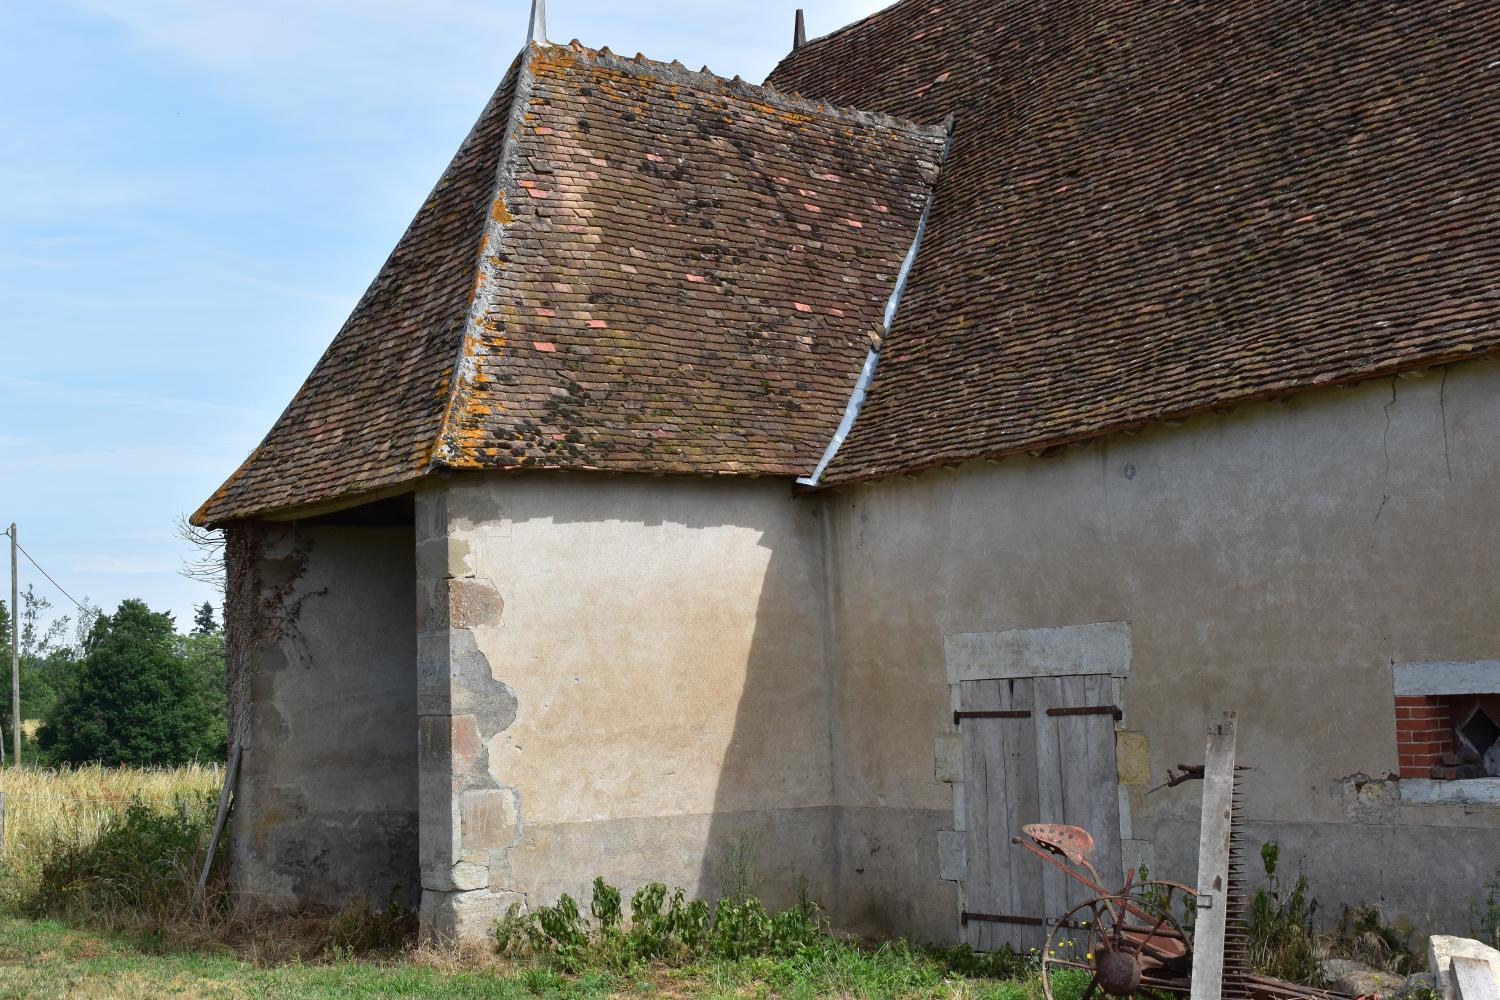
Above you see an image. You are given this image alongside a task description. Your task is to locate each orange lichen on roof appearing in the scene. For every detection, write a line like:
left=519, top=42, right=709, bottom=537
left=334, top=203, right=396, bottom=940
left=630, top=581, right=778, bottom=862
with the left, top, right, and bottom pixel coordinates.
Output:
left=193, top=39, right=943, bottom=526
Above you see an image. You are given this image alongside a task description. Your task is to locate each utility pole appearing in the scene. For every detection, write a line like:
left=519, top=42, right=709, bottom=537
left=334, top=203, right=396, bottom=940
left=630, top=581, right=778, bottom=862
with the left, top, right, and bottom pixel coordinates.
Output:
left=9, top=524, right=18, bottom=766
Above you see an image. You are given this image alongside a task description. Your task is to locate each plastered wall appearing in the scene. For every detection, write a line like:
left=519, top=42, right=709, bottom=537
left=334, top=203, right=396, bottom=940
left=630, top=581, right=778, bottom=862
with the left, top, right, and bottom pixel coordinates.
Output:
left=416, top=473, right=834, bottom=938
left=230, top=523, right=420, bottom=910
left=230, top=360, right=1499, bottom=942
left=824, top=360, right=1500, bottom=937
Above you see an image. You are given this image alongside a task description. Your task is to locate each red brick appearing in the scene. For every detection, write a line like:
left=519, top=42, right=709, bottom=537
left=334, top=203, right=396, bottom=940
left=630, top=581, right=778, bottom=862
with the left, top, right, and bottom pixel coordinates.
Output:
left=1399, top=751, right=1442, bottom=766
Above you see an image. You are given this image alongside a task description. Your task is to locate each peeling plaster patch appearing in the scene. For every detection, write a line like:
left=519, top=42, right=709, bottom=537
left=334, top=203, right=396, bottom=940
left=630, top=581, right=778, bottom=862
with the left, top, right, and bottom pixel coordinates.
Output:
left=454, top=631, right=518, bottom=738
left=417, top=486, right=532, bottom=941
left=449, top=578, right=506, bottom=629
left=424, top=577, right=507, bottom=631
left=449, top=488, right=506, bottom=531
left=417, top=537, right=473, bottom=583
left=1337, top=772, right=1398, bottom=822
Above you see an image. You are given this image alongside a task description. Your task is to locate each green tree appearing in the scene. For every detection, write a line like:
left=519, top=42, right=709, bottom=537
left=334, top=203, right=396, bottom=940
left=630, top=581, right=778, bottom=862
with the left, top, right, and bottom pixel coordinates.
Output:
left=0, top=587, right=79, bottom=757
left=192, top=601, right=218, bottom=636
left=39, top=599, right=221, bottom=766
left=177, top=628, right=227, bottom=759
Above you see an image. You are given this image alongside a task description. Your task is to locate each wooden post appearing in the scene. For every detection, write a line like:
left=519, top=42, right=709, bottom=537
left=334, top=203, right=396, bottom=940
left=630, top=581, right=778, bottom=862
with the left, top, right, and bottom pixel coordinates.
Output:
left=1190, top=712, right=1237, bottom=1000
left=9, top=523, right=18, bottom=766
left=0, top=790, right=6, bottom=853
left=197, top=744, right=242, bottom=898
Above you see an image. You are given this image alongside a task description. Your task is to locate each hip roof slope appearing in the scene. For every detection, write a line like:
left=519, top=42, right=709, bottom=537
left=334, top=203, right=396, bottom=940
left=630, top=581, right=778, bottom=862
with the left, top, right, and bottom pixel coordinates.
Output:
left=195, top=42, right=945, bottom=525
left=437, top=43, right=946, bottom=476
left=770, top=0, right=1500, bottom=483
left=194, top=61, right=523, bottom=527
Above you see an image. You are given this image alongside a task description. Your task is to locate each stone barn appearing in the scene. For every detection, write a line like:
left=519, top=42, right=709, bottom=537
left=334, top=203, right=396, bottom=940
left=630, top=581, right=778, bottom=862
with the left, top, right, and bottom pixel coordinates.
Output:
left=194, top=0, right=1500, bottom=943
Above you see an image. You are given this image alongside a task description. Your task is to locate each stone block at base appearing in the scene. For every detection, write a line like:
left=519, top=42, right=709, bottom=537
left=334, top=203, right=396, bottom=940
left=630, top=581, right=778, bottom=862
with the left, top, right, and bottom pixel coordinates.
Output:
left=420, top=887, right=525, bottom=943
left=1430, top=937, right=1500, bottom=1000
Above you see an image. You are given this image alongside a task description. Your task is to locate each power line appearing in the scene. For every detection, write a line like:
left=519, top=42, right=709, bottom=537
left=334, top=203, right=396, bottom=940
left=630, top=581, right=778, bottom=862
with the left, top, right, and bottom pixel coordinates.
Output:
left=4, top=527, right=86, bottom=613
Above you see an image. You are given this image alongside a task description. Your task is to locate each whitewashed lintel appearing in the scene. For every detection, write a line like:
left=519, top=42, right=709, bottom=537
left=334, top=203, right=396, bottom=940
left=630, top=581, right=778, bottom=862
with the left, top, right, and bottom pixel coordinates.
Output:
left=1399, top=778, right=1500, bottom=806
left=1392, top=660, right=1500, bottom=697
left=944, top=621, right=1131, bottom=684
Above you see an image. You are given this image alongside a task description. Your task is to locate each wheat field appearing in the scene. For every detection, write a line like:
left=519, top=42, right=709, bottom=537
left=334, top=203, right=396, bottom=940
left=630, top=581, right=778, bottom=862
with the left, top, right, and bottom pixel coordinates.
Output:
left=0, top=764, right=222, bottom=901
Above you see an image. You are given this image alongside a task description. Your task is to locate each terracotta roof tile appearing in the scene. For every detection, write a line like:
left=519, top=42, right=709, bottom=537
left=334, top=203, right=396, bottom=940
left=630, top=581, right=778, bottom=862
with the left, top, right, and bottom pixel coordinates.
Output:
left=437, top=44, right=944, bottom=475
left=195, top=44, right=944, bottom=524
left=769, top=0, right=1500, bottom=483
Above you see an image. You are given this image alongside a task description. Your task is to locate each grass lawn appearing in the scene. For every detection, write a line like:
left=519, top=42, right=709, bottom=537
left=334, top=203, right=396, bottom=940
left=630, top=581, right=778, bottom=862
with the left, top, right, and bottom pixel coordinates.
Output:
left=0, top=915, right=1068, bottom=1000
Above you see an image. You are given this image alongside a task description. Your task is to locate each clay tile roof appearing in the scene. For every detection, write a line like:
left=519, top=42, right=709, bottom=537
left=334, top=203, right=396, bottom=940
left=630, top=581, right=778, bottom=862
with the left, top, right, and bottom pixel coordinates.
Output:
left=194, top=43, right=946, bottom=526
left=769, top=0, right=1500, bottom=484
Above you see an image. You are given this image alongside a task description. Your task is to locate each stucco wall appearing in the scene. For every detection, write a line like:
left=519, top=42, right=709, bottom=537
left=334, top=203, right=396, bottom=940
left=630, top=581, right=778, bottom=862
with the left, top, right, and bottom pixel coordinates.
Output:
left=416, top=473, right=833, bottom=938
left=230, top=522, right=419, bottom=910
left=825, top=360, right=1500, bottom=939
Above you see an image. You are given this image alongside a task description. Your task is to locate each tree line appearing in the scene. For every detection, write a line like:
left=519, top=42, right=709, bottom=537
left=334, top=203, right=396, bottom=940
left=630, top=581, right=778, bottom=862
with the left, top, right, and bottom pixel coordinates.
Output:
left=0, top=589, right=225, bottom=767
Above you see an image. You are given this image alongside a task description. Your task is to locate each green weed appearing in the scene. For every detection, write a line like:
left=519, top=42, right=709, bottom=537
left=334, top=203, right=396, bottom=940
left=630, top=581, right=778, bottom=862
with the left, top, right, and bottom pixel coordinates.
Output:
left=22, top=795, right=219, bottom=927
left=1246, top=841, right=1323, bottom=984
left=1470, top=866, right=1500, bottom=948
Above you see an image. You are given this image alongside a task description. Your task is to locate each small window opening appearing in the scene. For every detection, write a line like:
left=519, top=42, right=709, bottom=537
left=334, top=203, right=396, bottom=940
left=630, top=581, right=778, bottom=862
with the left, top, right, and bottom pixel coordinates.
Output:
left=1457, top=705, right=1500, bottom=777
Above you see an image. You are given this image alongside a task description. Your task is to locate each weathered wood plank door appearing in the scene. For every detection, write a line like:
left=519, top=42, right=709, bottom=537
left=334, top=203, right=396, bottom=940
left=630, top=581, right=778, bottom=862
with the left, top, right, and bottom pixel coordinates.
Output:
left=960, top=674, right=1123, bottom=953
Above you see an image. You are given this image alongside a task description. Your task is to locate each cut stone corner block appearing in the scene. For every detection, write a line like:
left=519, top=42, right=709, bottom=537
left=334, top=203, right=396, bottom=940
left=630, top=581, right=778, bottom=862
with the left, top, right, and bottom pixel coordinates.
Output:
left=937, top=830, right=967, bottom=882
left=1430, top=937, right=1500, bottom=1000
left=934, top=733, right=961, bottom=783
left=1451, top=957, right=1500, bottom=1000
left=420, top=887, right=526, bottom=943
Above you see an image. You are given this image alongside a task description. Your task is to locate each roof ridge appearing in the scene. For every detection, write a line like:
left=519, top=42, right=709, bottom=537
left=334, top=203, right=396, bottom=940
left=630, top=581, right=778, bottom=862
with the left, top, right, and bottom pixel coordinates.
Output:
left=548, top=38, right=943, bottom=138
left=428, top=43, right=544, bottom=472
left=765, top=0, right=908, bottom=80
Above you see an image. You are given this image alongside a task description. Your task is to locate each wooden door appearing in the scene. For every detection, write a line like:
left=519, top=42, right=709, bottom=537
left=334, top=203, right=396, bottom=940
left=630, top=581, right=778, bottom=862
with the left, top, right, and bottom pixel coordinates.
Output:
left=959, top=674, right=1123, bottom=953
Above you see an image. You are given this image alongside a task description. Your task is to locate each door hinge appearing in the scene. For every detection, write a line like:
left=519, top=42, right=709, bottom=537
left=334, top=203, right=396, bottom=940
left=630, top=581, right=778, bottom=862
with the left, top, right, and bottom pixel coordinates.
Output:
left=953, top=709, right=1033, bottom=725
left=1045, top=705, right=1123, bottom=721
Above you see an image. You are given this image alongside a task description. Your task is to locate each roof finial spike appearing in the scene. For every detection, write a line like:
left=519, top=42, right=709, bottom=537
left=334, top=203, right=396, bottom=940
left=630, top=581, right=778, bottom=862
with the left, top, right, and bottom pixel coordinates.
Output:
left=793, top=8, right=807, bottom=50
left=527, top=0, right=547, bottom=45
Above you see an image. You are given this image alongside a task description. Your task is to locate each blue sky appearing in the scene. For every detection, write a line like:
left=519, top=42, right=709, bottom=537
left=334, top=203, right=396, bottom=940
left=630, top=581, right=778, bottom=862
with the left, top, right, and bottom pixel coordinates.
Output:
left=0, top=0, right=888, bottom=633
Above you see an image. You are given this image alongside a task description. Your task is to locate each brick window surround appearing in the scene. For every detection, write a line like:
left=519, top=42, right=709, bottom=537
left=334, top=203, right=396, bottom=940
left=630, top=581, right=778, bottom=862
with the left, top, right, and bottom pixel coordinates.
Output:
left=1395, top=695, right=1455, bottom=778
left=1391, top=660, right=1500, bottom=781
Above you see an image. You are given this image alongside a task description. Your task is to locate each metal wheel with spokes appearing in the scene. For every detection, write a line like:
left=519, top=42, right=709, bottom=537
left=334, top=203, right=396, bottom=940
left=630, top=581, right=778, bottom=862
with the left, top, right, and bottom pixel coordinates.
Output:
left=1040, top=883, right=1195, bottom=1000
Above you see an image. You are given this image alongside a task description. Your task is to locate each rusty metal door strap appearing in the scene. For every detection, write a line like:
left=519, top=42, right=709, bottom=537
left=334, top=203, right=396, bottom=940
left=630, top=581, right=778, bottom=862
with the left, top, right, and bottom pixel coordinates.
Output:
left=952, top=706, right=1121, bottom=725
left=961, top=911, right=1088, bottom=930
left=953, top=709, right=1032, bottom=724
left=1044, top=705, right=1122, bottom=721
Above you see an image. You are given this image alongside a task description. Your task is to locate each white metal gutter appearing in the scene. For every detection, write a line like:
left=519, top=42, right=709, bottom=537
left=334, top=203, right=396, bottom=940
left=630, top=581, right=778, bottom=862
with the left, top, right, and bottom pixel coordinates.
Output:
left=797, top=119, right=954, bottom=487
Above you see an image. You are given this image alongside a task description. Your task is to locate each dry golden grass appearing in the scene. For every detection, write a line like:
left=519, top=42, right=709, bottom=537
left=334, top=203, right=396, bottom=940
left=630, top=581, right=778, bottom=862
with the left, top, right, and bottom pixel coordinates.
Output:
left=0, top=763, right=222, bottom=903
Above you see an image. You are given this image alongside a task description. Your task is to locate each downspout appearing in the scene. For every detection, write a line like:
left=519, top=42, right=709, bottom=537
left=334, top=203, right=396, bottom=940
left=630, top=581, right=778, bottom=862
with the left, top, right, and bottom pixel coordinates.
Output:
left=796, top=117, right=954, bottom=487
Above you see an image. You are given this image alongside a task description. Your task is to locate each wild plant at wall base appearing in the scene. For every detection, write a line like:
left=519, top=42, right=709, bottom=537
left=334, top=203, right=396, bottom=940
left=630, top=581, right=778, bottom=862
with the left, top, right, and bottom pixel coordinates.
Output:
left=1471, top=867, right=1500, bottom=948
